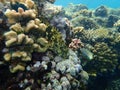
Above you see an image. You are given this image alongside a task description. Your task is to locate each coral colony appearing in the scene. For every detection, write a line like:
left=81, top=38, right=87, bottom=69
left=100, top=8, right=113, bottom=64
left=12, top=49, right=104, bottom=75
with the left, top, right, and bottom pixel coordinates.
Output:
left=0, top=0, right=120, bottom=90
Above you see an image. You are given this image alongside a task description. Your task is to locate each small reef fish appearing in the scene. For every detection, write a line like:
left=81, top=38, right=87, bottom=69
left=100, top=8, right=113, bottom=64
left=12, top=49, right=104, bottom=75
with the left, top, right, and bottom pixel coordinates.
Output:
left=80, top=48, right=93, bottom=60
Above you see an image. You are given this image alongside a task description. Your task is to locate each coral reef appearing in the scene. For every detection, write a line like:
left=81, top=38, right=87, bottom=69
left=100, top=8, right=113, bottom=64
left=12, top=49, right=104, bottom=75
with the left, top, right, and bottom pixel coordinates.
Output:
left=3, top=0, right=68, bottom=74
left=94, top=6, right=108, bottom=17
left=5, top=7, right=37, bottom=24
left=50, top=15, right=72, bottom=40
left=106, top=79, right=120, bottom=90
left=69, top=38, right=84, bottom=50
left=82, top=28, right=111, bottom=42
left=72, top=9, right=92, bottom=18
left=114, top=19, right=120, bottom=31
left=3, top=16, right=49, bottom=73
left=37, top=1, right=62, bottom=19
left=0, top=0, right=90, bottom=90
left=59, top=3, right=120, bottom=90
left=64, top=3, right=88, bottom=19
left=73, top=26, right=112, bottom=44
left=64, top=4, right=120, bottom=30
left=106, top=15, right=119, bottom=27
left=71, top=16, right=99, bottom=30
left=84, top=42, right=118, bottom=76
left=1, top=0, right=120, bottom=90
left=46, top=26, right=69, bottom=57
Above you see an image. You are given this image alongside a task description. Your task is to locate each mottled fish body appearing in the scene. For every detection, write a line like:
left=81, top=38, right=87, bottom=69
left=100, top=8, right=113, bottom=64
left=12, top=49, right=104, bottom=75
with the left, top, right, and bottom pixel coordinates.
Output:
left=80, top=48, right=93, bottom=60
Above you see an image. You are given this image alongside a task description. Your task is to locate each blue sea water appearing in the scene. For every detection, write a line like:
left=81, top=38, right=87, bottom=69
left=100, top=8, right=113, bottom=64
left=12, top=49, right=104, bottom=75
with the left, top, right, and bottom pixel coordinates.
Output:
left=55, top=0, right=120, bottom=8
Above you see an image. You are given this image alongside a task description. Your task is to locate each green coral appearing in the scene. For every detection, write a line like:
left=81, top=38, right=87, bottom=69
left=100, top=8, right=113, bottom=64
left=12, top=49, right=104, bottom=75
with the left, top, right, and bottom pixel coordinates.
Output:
left=84, top=42, right=118, bottom=76
left=46, top=26, right=68, bottom=58
left=109, top=33, right=120, bottom=47
left=106, top=79, right=120, bottom=90
left=71, top=16, right=99, bottom=30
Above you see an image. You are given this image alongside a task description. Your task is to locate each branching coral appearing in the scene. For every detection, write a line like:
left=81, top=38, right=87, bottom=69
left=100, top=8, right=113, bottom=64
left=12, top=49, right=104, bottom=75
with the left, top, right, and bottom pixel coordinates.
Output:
left=0, top=0, right=89, bottom=90
left=114, top=19, right=120, bottom=27
left=106, top=79, right=120, bottom=90
left=3, top=22, right=49, bottom=72
left=73, top=27, right=113, bottom=44
left=71, top=17, right=99, bottom=30
left=3, top=5, right=49, bottom=73
left=94, top=6, right=108, bottom=17
left=3, top=0, right=69, bottom=74
left=114, top=19, right=120, bottom=31
left=64, top=3, right=88, bottom=19
left=46, top=26, right=68, bottom=58
left=10, top=0, right=35, bottom=9
left=5, top=7, right=37, bottom=24
left=72, top=9, right=92, bottom=18
left=84, top=42, right=118, bottom=76
left=69, top=38, right=84, bottom=50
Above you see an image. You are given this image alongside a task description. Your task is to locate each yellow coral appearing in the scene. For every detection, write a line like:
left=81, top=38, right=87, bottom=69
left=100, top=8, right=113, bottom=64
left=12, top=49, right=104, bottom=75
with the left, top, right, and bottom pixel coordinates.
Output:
left=73, top=26, right=84, bottom=34
left=84, top=28, right=110, bottom=40
left=17, top=34, right=26, bottom=44
left=25, top=0, right=34, bottom=8
left=5, top=9, right=20, bottom=24
left=25, top=19, right=47, bottom=33
left=4, top=53, right=11, bottom=61
left=10, top=23, right=24, bottom=33
left=114, top=20, right=120, bottom=27
left=5, top=38, right=17, bottom=47
left=5, top=8, right=37, bottom=24
left=33, top=43, right=48, bottom=52
left=24, top=36, right=34, bottom=45
left=4, top=31, right=17, bottom=40
left=37, top=37, right=48, bottom=46
left=10, top=64, right=25, bottom=73
left=10, top=0, right=35, bottom=9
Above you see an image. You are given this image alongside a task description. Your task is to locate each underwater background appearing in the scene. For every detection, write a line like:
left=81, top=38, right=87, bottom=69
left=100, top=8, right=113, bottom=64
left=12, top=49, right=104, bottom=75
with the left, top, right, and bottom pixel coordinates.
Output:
left=0, top=0, right=120, bottom=90
left=55, top=0, right=120, bottom=8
